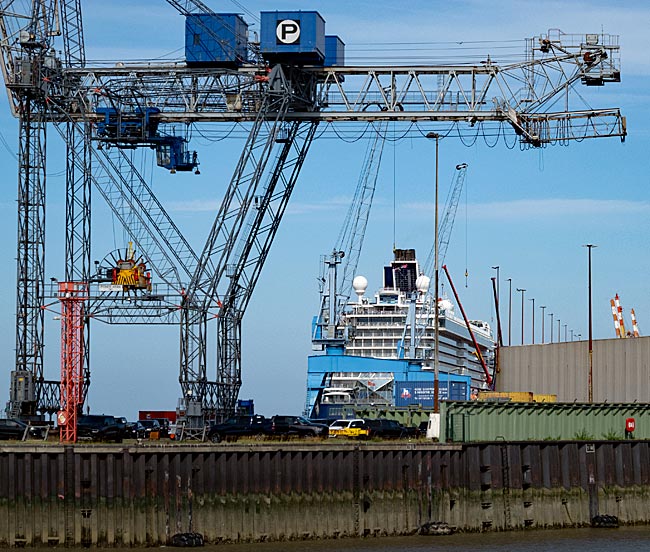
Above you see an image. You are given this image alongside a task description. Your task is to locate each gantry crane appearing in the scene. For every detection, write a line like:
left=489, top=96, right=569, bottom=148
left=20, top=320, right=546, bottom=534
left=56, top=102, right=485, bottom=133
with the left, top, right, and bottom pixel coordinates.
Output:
left=0, top=1, right=627, bottom=428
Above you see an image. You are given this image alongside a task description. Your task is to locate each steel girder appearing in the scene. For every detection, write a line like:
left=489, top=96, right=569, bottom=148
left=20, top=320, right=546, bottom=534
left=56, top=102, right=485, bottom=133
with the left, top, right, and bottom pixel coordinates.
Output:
left=62, top=122, right=91, bottom=411
left=11, top=99, right=47, bottom=417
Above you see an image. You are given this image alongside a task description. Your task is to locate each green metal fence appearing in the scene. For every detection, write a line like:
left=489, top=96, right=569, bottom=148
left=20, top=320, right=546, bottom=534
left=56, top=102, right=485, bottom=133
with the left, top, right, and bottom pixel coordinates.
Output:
left=440, top=401, right=650, bottom=442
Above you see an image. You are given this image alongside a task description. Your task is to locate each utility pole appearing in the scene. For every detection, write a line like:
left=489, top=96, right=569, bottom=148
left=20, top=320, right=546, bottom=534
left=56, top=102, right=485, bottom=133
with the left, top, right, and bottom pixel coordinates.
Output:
left=492, top=266, right=500, bottom=326
left=507, top=278, right=512, bottom=346
left=584, top=244, right=597, bottom=402
left=529, top=297, right=535, bottom=344
left=516, top=288, right=526, bottom=345
left=426, top=132, right=440, bottom=413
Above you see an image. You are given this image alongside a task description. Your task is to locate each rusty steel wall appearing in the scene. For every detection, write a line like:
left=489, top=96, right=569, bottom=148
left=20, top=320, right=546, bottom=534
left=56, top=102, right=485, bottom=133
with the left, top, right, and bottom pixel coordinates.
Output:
left=1, top=441, right=650, bottom=546
left=497, top=336, right=650, bottom=402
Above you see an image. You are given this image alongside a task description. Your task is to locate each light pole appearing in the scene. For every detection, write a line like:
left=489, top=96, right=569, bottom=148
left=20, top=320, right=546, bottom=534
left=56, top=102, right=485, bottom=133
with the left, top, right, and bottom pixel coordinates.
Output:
left=507, top=278, right=512, bottom=346
left=540, top=305, right=546, bottom=344
left=491, top=266, right=500, bottom=299
left=426, top=132, right=440, bottom=412
left=549, top=313, right=554, bottom=343
left=516, top=288, right=526, bottom=345
left=564, top=324, right=568, bottom=341
left=557, top=318, right=561, bottom=342
left=492, top=266, right=500, bottom=345
left=570, top=329, right=574, bottom=341
left=584, top=243, right=597, bottom=402
left=529, top=297, right=535, bottom=344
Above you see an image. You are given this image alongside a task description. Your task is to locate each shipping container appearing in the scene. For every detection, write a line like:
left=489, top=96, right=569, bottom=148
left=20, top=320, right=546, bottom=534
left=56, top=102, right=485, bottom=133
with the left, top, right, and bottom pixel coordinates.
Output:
left=139, top=410, right=177, bottom=423
left=394, top=377, right=470, bottom=407
left=440, top=401, right=650, bottom=443
left=324, top=35, right=344, bottom=66
left=185, top=13, right=248, bottom=66
left=260, top=11, right=325, bottom=64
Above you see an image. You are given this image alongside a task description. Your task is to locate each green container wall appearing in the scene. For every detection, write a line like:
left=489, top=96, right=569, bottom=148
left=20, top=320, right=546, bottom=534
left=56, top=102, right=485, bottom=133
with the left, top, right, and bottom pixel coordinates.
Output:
left=440, top=402, right=650, bottom=443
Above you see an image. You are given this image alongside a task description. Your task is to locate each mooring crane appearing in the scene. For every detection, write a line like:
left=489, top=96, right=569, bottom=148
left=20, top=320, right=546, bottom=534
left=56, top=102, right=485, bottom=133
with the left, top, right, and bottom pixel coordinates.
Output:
left=0, top=1, right=627, bottom=428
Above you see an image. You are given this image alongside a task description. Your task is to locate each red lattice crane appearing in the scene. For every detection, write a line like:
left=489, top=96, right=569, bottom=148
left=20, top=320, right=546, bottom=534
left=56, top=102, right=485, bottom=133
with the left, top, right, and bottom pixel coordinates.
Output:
left=57, top=282, right=88, bottom=442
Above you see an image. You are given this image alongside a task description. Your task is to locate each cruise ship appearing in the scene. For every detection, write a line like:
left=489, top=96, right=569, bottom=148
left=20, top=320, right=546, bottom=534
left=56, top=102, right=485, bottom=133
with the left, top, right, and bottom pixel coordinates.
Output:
left=306, top=248, right=495, bottom=419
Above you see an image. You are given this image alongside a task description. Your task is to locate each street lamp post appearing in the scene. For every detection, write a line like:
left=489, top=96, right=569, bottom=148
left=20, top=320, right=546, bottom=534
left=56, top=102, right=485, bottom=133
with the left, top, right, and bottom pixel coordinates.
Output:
left=564, top=324, right=568, bottom=341
left=570, top=329, right=574, bottom=341
left=540, top=305, right=546, bottom=344
left=507, top=278, right=512, bottom=346
left=549, top=313, right=554, bottom=343
left=492, top=266, right=500, bottom=345
left=584, top=243, right=597, bottom=402
left=529, top=297, right=535, bottom=344
left=426, top=132, right=440, bottom=412
left=492, top=266, right=500, bottom=300
left=516, top=288, right=526, bottom=345
left=557, top=318, right=561, bottom=342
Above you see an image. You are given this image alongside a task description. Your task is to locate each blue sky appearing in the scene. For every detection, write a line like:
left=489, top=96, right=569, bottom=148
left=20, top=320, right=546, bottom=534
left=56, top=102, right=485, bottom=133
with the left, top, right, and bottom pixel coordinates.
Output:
left=0, top=1, right=648, bottom=419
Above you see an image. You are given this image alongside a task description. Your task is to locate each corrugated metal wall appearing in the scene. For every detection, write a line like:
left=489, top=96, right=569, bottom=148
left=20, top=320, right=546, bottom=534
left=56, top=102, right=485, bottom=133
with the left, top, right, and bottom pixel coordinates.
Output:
left=497, top=336, right=650, bottom=402
left=2, top=441, right=650, bottom=545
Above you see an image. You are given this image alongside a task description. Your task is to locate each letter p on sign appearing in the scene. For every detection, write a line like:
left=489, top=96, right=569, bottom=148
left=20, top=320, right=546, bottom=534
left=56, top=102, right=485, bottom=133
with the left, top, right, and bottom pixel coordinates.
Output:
left=276, top=20, right=300, bottom=44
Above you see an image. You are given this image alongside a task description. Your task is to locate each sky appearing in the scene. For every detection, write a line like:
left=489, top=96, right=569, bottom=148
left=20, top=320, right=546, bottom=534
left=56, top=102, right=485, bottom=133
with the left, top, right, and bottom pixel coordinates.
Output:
left=0, top=0, right=649, bottom=419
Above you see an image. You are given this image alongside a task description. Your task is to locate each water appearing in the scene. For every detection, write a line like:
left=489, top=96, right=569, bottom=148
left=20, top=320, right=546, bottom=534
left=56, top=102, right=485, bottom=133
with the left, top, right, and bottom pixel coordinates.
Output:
left=209, top=526, right=650, bottom=552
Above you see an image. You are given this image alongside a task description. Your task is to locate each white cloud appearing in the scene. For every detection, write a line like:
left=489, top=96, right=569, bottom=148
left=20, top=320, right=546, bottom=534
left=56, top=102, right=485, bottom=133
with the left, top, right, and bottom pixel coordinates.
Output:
left=167, top=195, right=353, bottom=215
left=404, top=198, right=650, bottom=220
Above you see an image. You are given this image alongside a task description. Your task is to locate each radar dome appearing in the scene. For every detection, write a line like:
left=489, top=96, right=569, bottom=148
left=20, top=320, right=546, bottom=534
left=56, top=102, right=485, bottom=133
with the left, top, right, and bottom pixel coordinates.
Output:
left=352, top=275, right=368, bottom=299
left=416, top=275, right=430, bottom=293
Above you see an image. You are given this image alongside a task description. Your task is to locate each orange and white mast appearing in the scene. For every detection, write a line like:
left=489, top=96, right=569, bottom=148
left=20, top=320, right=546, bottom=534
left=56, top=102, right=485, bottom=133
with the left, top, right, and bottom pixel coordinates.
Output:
left=610, top=298, right=621, bottom=338
left=615, top=294, right=628, bottom=337
left=631, top=308, right=640, bottom=337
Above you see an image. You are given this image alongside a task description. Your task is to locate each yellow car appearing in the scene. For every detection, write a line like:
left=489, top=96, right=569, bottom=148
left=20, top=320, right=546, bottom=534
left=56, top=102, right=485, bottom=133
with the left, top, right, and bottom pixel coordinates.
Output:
left=328, top=419, right=370, bottom=439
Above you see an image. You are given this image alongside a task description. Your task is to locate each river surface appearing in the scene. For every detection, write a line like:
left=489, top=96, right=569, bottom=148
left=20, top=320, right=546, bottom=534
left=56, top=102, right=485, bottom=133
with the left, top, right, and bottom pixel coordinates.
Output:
left=209, top=526, right=650, bottom=551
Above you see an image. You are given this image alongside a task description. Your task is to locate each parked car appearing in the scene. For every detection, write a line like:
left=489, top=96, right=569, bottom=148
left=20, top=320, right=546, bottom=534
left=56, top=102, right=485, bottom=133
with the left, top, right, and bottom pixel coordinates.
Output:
left=328, top=419, right=370, bottom=439
left=270, top=416, right=329, bottom=438
left=0, top=418, right=44, bottom=440
left=151, top=418, right=171, bottom=438
left=207, top=415, right=272, bottom=443
left=132, top=419, right=162, bottom=439
left=76, top=415, right=125, bottom=442
left=365, top=418, right=420, bottom=439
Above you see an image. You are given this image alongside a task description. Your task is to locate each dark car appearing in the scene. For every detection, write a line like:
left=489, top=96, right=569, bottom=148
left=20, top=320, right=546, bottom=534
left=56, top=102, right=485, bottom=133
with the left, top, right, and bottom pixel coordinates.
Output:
left=0, top=418, right=44, bottom=440
left=77, top=415, right=125, bottom=442
left=365, top=418, right=420, bottom=439
left=151, top=418, right=171, bottom=438
left=132, top=419, right=162, bottom=439
left=270, top=416, right=329, bottom=438
left=207, top=415, right=271, bottom=443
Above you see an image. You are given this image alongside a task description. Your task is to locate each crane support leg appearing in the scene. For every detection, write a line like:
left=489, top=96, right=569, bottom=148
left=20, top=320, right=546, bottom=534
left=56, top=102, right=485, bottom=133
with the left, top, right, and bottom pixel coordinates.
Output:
left=63, top=122, right=92, bottom=411
left=10, top=101, right=47, bottom=419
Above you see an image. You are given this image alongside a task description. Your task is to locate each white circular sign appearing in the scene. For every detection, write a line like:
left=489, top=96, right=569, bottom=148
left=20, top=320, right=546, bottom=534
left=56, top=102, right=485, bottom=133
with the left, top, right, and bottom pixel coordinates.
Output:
left=276, top=20, right=300, bottom=44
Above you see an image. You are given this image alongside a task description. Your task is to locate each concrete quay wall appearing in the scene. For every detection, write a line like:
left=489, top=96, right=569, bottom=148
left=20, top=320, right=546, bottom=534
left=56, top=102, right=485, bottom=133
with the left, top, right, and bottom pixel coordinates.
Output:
left=1, top=440, right=649, bottom=546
